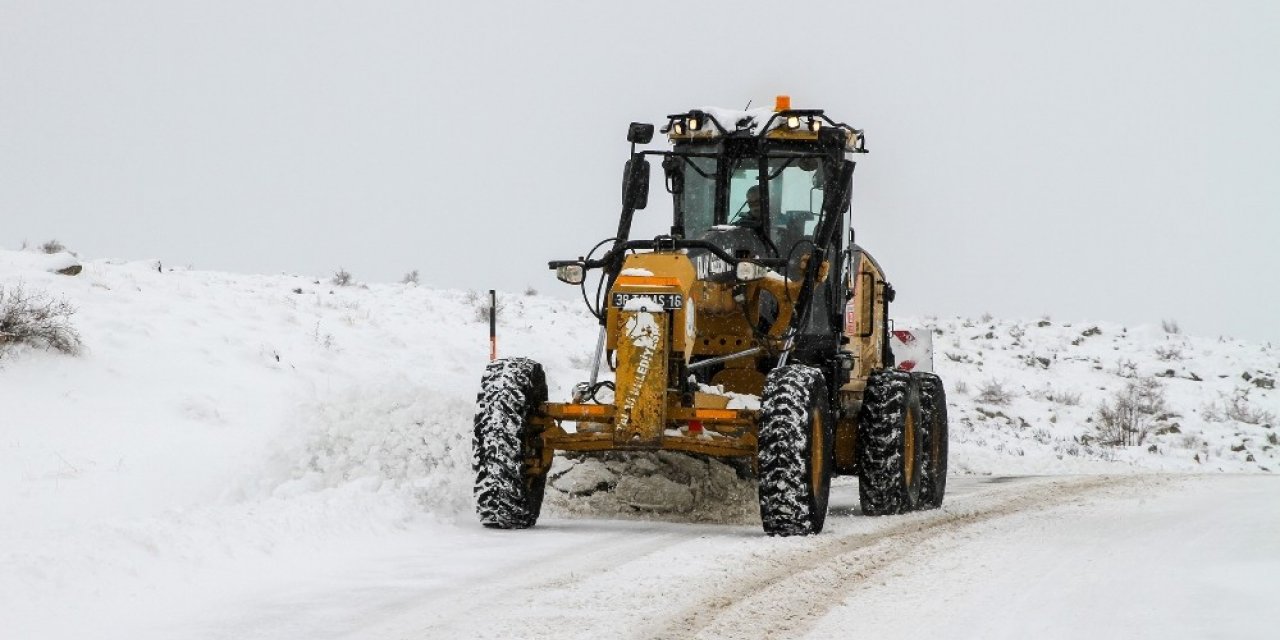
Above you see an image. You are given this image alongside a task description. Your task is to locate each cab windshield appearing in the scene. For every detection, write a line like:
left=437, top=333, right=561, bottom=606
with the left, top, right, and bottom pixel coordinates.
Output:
left=676, top=148, right=826, bottom=259
left=728, top=156, right=824, bottom=258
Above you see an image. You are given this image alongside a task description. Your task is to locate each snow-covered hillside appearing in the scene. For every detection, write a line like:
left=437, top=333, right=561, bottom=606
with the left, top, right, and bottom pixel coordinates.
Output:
left=932, top=315, right=1277, bottom=474
left=1, top=248, right=1276, bottom=638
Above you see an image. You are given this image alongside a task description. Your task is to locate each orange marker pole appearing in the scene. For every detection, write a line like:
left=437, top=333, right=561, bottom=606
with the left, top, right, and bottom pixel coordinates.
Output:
left=489, top=289, right=497, bottom=361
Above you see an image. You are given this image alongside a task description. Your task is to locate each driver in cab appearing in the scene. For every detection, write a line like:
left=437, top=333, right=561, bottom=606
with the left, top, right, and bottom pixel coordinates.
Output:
left=735, top=185, right=766, bottom=229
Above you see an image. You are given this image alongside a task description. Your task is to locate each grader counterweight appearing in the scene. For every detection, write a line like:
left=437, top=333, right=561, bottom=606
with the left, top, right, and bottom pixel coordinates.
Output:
left=473, top=97, right=949, bottom=536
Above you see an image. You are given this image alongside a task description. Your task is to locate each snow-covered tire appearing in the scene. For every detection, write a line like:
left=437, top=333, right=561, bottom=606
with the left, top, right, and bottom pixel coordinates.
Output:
left=473, top=357, right=549, bottom=529
left=915, top=372, right=948, bottom=509
left=856, top=369, right=924, bottom=516
left=758, top=365, right=833, bottom=536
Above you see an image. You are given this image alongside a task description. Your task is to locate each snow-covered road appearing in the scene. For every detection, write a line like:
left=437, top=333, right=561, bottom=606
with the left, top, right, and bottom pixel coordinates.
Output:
left=132, top=474, right=1276, bottom=640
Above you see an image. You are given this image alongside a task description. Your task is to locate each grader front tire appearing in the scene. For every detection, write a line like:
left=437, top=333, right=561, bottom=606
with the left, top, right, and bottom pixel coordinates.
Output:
left=758, top=365, right=834, bottom=536
left=473, top=358, right=549, bottom=529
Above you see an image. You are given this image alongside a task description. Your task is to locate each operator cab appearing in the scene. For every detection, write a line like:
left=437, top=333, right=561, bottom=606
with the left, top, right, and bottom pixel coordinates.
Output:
left=663, top=106, right=849, bottom=282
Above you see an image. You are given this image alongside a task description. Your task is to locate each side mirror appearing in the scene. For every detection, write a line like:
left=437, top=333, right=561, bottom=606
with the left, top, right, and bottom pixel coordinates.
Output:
left=627, top=123, right=654, bottom=144
left=623, top=157, right=650, bottom=210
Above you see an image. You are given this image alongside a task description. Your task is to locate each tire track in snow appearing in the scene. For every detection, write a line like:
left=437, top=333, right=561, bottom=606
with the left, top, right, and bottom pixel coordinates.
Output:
left=361, top=528, right=683, bottom=639
left=642, top=475, right=1169, bottom=640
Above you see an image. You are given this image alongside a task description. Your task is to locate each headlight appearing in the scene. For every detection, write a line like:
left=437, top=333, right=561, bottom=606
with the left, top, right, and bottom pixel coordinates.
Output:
left=735, top=261, right=769, bottom=282
left=786, top=115, right=800, bottom=129
left=556, top=264, right=585, bottom=285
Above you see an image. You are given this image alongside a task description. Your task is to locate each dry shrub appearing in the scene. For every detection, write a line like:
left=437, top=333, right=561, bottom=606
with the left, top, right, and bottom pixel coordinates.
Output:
left=468, top=290, right=505, bottom=323
left=976, top=379, right=1013, bottom=405
left=0, top=284, right=83, bottom=356
left=331, top=268, right=353, bottom=287
left=1045, top=389, right=1082, bottom=406
left=1095, top=377, right=1167, bottom=446
left=1203, top=391, right=1276, bottom=426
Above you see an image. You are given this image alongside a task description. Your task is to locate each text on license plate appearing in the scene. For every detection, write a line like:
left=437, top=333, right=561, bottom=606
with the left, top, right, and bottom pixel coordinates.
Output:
left=612, top=293, right=683, bottom=310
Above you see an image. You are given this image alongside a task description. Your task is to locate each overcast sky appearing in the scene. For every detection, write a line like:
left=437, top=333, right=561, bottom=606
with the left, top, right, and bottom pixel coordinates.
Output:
left=3, top=1, right=1277, bottom=342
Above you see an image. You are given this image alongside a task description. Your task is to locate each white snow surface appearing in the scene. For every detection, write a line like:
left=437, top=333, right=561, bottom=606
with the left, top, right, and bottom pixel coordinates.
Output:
left=2, top=248, right=1277, bottom=638
left=0, top=249, right=81, bottom=274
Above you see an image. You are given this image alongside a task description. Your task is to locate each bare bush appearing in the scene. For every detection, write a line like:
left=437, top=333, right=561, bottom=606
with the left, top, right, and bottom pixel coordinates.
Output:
left=976, top=379, right=1013, bottom=405
left=1116, top=359, right=1139, bottom=378
left=470, top=292, right=505, bottom=323
left=524, top=286, right=538, bottom=296
left=40, top=239, right=66, bottom=254
left=953, top=379, right=969, bottom=395
left=1045, top=389, right=1082, bottom=406
left=331, top=268, right=353, bottom=287
left=1095, top=377, right=1168, bottom=446
left=980, top=312, right=993, bottom=323
left=401, top=270, right=419, bottom=285
left=1154, top=344, right=1183, bottom=361
left=0, top=284, right=83, bottom=356
left=1161, top=318, right=1181, bottom=334
left=1204, top=391, right=1276, bottom=426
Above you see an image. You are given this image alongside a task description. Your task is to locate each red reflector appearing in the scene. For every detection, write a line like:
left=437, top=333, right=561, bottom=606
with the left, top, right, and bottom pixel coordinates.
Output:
left=688, top=420, right=703, bottom=433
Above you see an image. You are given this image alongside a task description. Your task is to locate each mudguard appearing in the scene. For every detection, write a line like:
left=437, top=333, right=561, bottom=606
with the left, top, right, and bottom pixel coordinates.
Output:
left=890, top=328, right=934, bottom=374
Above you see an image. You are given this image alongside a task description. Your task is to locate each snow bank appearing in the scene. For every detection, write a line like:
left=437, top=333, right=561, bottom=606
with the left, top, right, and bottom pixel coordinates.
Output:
left=546, top=452, right=758, bottom=524
left=0, top=249, right=598, bottom=636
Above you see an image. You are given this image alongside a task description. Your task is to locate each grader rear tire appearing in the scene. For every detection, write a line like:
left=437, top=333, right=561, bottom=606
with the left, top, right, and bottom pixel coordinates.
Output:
left=758, top=365, right=833, bottom=536
left=856, top=369, right=925, bottom=515
left=915, top=372, right=949, bottom=509
left=473, top=357, right=549, bottom=529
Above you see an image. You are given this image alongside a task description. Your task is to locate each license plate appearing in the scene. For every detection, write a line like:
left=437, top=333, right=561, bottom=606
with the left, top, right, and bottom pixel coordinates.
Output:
left=612, top=293, right=683, bottom=310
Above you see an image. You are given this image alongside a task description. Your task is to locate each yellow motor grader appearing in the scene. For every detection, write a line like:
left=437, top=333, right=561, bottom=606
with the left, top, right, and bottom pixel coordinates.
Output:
left=474, top=97, right=948, bottom=536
